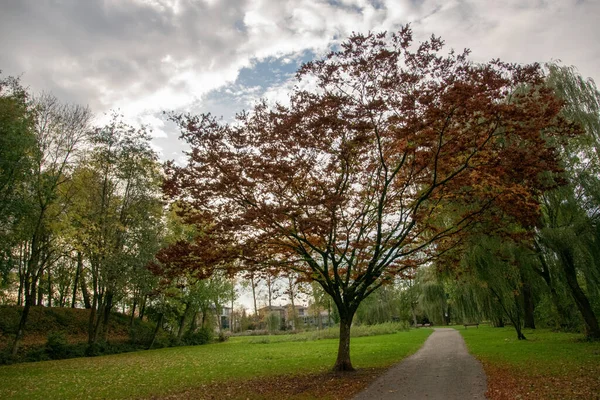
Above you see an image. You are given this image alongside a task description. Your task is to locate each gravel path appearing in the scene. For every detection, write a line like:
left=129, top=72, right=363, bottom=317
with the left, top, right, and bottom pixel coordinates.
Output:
left=353, top=328, right=487, bottom=400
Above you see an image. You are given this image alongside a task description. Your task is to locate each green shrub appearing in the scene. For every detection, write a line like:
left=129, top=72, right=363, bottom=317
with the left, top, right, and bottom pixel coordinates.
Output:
left=183, top=327, right=213, bottom=345
left=128, top=322, right=155, bottom=345
left=25, top=347, right=49, bottom=362
left=46, top=331, right=69, bottom=359
left=85, top=341, right=107, bottom=357
left=0, top=305, right=20, bottom=334
left=0, top=349, right=16, bottom=365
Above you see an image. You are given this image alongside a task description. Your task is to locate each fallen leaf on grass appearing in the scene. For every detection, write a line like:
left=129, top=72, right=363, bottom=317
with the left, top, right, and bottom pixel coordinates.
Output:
left=147, top=368, right=386, bottom=400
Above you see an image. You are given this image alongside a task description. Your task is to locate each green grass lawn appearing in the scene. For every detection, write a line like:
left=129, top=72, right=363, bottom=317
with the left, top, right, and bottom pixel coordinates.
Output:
left=457, top=325, right=600, bottom=399
left=458, top=325, right=600, bottom=373
left=0, top=328, right=432, bottom=400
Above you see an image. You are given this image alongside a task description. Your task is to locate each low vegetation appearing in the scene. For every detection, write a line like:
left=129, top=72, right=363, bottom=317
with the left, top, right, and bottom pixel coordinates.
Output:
left=459, top=325, right=600, bottom=399
left=0, top=306, right=209, bottom=364
left=244, top=322, right=411, bottom=344
left=0, top=327, right=432, bottom=399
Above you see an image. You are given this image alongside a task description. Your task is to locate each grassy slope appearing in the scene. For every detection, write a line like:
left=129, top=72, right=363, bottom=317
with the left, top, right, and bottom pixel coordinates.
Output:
left=458, top=325, right=600, bottom=399
left=0, top=305, right=149, bottom=349
left=0, top=328, right=432, bottom=400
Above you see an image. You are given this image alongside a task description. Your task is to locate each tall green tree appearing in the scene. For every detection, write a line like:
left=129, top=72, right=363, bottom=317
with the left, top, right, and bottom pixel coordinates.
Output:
left=11, top=93, right=92, bottom=355
left=66, top=115, right=163, bottom=344
left=0, top=75, right=36, bottom=245
left=534, top=64, right=600, bottom=339
left=0, top=74, right=37, bottom=303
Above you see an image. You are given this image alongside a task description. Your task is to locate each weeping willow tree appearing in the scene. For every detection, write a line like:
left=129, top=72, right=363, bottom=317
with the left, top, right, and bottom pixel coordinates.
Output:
left=536, top=63, right=600, bottom=339
left=355, top=281, right=404, bottom=325
left=416, top=268, right=449, bottom=326
left=449, top=276, right=504, bottom=327
left=536, top=188, right=600, bottom=338
left=463, top=237, right=530, bottom=340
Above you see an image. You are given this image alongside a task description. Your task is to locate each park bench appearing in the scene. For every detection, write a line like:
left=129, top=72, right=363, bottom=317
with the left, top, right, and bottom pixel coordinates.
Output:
left=463, top=323, right=479, bottom=329
left=416, top=323, right=432, bottom=328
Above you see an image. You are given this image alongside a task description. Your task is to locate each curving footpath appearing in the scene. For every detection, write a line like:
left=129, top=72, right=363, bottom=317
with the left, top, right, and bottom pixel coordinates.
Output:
left=353, top=328, right=487, bottom=400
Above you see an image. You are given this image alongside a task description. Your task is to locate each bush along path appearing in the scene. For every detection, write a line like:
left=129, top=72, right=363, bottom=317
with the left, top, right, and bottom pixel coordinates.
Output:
left=353, top=328, right=487, bottom=400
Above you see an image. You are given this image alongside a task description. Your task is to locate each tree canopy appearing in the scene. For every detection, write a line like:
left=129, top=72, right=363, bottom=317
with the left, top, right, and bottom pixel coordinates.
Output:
left=165, top=27, right=571, bottom=370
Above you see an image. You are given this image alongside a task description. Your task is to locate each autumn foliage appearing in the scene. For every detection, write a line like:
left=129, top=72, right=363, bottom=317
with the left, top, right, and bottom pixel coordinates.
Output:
left=164, top=27, right=572, bottom=370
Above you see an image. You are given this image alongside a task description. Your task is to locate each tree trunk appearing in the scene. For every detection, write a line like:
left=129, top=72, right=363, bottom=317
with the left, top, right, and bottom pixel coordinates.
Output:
left=490, top=287, right=526, bottom=340
left=129, top=300, right=137, bottom=327
left=31, top=274, right=38, bottom=306
left=36, top=278, right=43, bottom=306
left=71, top=252, right=82, bottom=308
left=333, top=311, right=355, bottom=371
left=139, top=295, right=147, bottom=320
left=522, top=281, right=536, bottom=329
left=288, top=277, right=297, bottom=330
left=231, top=285, right=235, bottom=333
left=533, top=249, right=571, bottom=328
left=99, top=291, right=113, bottom=341
left=411, top=302, right=418, bottom=327
left=201, top=307, right=209, bottom=328
left=188, top=311, right=198, bottom=335
left=47, top=269, right=53, bottom=308
left=17, top=275, right=24, bottom=306
left=215, top=304, right=223, bottom=333
left=11, top=290, right=32, bottom=356
left=250, top=272, right=258, bottom=317
left=267, top=275, right=273, bottom=310
left=17, top=243, right=26, bottom=306
left=12, top=238, right=42, bottom=355
left=177, top=302, right=190, bottom=339
left=148, top=313, right=164, bottom=350
left=80, top=263, right=92, bottom=309
left=559, top=248, right=600, bottom=339
left=88, top=292, right=98, bottom=344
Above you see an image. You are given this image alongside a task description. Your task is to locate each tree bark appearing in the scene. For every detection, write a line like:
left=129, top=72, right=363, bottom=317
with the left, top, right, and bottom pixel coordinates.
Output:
left=559, top=248, right=600, bottom=339
left=411, top=302, right=418, bottom=327
left=88, top=292, right=99, bottom=344
left=288, top=276, right=297, bottom=330
left=71, top=252, right=82, bottom=308
left=231, top=284, right=235, bottom=333
left=490, top=287, right=526, bottom=340
left=200, top=306, right=211, bottom=328
left=80, top=279, right=91, bottom=309
left=333, top=309, right=356, bottom=371
left=80, top=261, right=92, bottom=309
left=139, top=294, right=147, bottom=320
left=11, top=292, right=32, bottom=356
left=177, top=302, right=190, bottom=339
left=522, top=281, right=536, bottom=329
left=12, top=236, right=42, bottom=355
left=99, top=291, right=113, bottom=341
left=17, top=242, right=26, bottom=307
left=188, top=311, right=198, bottom=335
left=533, top=249, right=571, bottom=328
left=250, top=272, right=258, bottom=317
left=129, top=300, right=137, bottom=327
left=148, top=313, right=164, bottom=350
left=47, top=268, right=53, bottom=308
left=36, top=278, right=43, bottom=306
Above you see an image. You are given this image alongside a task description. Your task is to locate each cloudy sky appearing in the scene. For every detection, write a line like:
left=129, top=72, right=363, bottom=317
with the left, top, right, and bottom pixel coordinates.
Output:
left=1, top=0, right=598, bottom=164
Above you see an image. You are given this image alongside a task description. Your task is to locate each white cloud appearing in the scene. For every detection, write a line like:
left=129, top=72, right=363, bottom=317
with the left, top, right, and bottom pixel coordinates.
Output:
left=1, top=0, right=598, bottom=163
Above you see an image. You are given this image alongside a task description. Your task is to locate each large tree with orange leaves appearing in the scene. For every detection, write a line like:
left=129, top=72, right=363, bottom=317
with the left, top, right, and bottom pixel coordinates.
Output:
left=165, top=27, right=573, bottom=371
